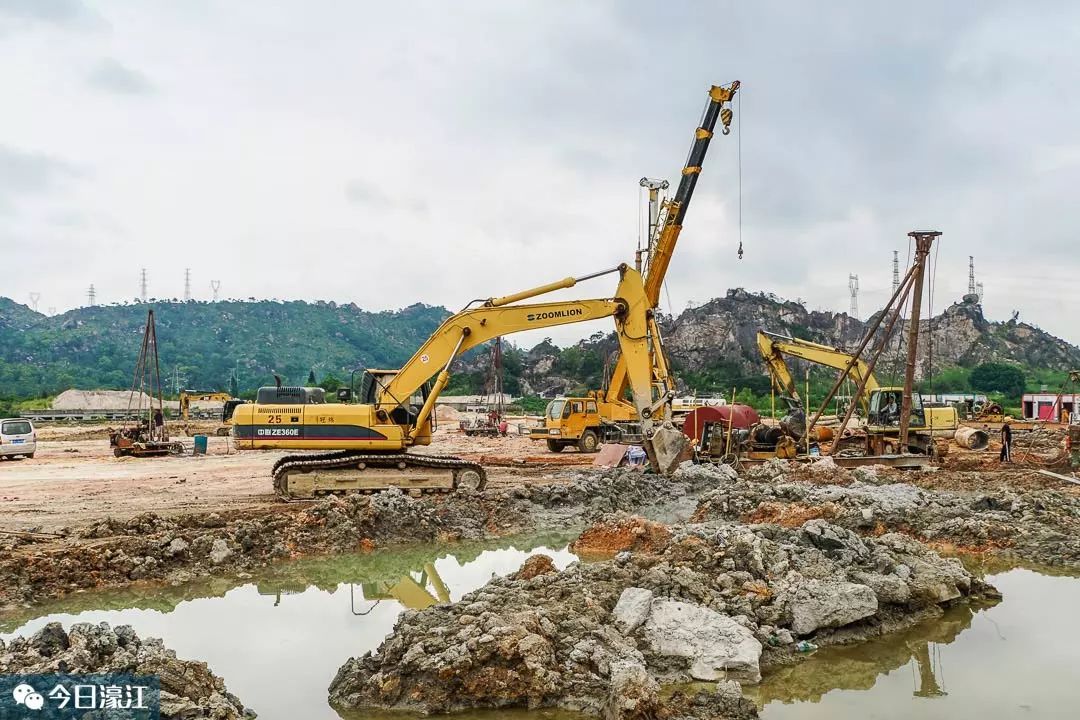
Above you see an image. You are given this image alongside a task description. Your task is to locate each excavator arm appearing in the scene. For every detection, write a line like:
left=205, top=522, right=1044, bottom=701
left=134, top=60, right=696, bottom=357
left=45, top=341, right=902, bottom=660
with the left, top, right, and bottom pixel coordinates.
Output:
left=377, top=264, right=667, bottom=443
left=605, top=81, right=739, bottom=404
left=756, top=330, right=880, bottom=413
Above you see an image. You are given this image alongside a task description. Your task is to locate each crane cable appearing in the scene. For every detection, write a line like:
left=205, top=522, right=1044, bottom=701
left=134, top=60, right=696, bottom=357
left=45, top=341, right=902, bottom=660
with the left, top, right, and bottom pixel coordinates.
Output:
left=737, top=89, right=744, bottom=260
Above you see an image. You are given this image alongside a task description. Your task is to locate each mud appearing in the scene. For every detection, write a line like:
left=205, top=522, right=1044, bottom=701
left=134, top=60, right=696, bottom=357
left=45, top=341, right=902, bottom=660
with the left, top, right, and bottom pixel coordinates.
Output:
left=328, top=512, right=994, bottom=718
left=0, top=622, right=251, bottom=719
left=692, top=464, right=1080, bottom=567
left=0, top=465, right=719, bottom=611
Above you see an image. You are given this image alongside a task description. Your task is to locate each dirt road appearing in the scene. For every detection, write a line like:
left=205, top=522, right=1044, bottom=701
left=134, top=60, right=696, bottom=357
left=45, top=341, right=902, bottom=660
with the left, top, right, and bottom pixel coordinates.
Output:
left=0, top=426, right=593, bottom=532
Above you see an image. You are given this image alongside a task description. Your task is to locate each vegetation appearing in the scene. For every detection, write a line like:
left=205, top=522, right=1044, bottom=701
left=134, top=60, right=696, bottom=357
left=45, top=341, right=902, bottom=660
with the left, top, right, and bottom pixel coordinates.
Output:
left=970, top=362, right=1027, bottom=399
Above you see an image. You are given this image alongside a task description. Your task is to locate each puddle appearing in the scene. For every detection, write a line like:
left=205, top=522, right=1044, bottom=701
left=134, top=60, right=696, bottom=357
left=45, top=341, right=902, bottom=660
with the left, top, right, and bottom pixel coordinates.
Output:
left=0, top=532, right=581, bottom=720
left=752, top=567, right=1080, bottom=720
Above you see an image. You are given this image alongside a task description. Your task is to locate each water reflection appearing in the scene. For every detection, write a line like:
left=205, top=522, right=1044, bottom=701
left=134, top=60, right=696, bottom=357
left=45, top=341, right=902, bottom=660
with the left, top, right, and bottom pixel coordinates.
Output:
left=0, top=532, right=579, bottom=720
left=755, top=568, right=1080, bottom=719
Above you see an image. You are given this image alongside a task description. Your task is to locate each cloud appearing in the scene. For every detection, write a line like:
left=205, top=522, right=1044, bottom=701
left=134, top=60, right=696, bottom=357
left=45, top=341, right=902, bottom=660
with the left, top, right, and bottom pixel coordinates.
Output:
left=0, top=1, right=1077, bottom=349
left=87, top=58, right=154, bottom=95
left=0, top=145, right=77, bottom=212
left=0, top=0, right=88, bottom=24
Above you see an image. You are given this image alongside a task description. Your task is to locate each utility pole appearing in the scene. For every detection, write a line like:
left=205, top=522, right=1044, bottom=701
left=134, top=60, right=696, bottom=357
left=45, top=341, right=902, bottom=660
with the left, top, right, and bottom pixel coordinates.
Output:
left=28, top=292, right=40, bottom=312
left=210, top=280, right=221, bottom=302
left=87, top=284, right=97, bottom=307
left=892, top=251, right=900, bottom=294
left=184, top=268, right=192, bottom=302
left=848, top=274, right=859, bottom=319
left=140, top=268, right=148, bottom=303
left=899, top=231, right=941, bottom=451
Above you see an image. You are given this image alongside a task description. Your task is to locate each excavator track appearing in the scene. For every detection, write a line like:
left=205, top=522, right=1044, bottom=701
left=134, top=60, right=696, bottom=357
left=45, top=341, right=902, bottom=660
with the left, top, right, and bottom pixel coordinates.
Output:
left=271, top=450, right=487, bottom=501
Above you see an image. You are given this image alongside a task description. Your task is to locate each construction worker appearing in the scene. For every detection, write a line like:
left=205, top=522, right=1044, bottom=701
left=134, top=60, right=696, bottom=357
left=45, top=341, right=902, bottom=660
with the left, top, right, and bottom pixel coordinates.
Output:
left=999, top=421, right=1012, bottom=463
left=883, top=394, right=899, bottom=424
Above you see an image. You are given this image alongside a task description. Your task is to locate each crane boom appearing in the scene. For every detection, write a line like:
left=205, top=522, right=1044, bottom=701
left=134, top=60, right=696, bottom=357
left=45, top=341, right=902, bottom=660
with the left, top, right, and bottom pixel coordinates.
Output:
left=605, top=81, right=739, bottom=405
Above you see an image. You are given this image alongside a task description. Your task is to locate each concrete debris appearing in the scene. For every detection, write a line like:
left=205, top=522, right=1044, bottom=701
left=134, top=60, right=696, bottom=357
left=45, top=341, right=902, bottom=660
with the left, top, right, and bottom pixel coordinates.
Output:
left=693, top=476, right=1080, bottom=568
left=0, top=622, right=252, bottom=719
left=327, top=514, right=993, bottom=716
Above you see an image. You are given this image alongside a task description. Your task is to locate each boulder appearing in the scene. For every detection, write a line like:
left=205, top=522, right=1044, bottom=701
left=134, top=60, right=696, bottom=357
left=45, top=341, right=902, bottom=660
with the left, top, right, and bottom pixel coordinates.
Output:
left=789, top=579, right=878, bottom=635
left=641, top=599, right=761, bottom=683
left=604, top=660, right=659, bottom=720
left=611, top=587, right=653, bottom=635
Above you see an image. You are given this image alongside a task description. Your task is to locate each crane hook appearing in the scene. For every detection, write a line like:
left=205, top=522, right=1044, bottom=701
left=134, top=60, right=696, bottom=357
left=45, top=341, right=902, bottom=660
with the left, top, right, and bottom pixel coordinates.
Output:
left=721, top=108, right=734, bottom=135
left=737, top=240, right=744, bottom=260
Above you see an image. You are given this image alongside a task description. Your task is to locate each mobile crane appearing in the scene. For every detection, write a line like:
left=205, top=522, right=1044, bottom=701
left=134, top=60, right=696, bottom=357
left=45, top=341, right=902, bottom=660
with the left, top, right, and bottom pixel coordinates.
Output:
left=756, top=330, right=959, bottom=455
left=532, top=80, right=740, bottom=452
left=231, top=263, right=676, bottom=499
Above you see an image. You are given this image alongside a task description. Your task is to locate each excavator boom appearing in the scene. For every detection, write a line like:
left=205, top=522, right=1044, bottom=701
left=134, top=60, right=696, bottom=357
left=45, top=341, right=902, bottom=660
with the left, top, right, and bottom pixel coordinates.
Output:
left=233, top=264, right=677, bottom=499
left=755, top=330, right=879, bottom=413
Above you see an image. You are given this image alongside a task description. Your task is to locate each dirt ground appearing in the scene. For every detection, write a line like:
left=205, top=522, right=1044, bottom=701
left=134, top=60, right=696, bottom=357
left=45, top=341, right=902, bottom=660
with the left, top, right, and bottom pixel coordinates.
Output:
left=0, top=423, right=593, bottom=533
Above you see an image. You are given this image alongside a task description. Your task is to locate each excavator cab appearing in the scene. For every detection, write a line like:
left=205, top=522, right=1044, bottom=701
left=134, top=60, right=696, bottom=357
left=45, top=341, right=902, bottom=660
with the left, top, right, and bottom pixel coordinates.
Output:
left=358, top=370, right=432, bottom=427
left=867, top=389, right=926, bottom=429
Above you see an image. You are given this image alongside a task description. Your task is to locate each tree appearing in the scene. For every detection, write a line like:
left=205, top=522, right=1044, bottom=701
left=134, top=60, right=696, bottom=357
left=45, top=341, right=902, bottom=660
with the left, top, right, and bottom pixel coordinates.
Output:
left=307, top=369, right=317, bottom=385
left=970, top=362, right=1026, bottom=400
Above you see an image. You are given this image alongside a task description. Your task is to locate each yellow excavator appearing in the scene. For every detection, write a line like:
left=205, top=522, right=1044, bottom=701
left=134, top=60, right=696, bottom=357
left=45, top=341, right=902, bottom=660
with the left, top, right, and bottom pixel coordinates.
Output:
left=756, top=330, right=958, bottom=455
left=232, top=263, right=676, bottom=499
left=178, top=390, right=247, bottom=436
left=532, top=80, right=740, bottom=451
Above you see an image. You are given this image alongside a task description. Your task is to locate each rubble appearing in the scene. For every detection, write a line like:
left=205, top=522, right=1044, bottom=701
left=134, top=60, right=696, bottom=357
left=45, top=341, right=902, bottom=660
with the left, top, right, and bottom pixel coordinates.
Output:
left=1, top=465, right=727, bottom=611
left=327, top=514, right=993, bottom=717
left=0, top=622, right=252, bottom=719
left=693, top=475, right=1080, bottom=567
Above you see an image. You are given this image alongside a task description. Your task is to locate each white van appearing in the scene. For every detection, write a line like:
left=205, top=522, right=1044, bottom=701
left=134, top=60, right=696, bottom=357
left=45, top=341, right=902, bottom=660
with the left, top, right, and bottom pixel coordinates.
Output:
left=0, top=418, right=36, bottom=459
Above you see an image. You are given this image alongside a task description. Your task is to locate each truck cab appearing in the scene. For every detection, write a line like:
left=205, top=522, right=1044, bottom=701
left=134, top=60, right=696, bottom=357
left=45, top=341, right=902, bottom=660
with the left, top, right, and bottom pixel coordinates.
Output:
left=531, top=397, right=602, bottom=452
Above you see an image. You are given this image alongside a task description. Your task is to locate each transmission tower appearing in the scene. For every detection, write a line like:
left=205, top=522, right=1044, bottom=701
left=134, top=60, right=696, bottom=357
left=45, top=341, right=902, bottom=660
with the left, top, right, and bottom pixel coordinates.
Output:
left=47, top=306, right=56, bottom=316
left=968, top=256, right=977, bottom=295
left=28, top=292, right=40, bottom=312
left=848, top=274, right=859, bottom=318
left=892, top=251, right=900, bottom=294
left=210, top=280, right=221, bottom=302
left=140, top=268, right=148, bottom=303
left=184, top=268, right=192, bottom=301
left=976, top=281, right=984, bottom=303
left=87, top=284, right=97, bottom=307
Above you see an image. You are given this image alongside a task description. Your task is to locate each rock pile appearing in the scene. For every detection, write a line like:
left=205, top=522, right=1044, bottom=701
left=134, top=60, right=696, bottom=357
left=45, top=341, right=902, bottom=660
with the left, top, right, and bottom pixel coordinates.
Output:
left=693, top=477, right=1080, bottom=567
left=0, top=622, right=252, bottom=719
left=1, top=465, right=728, bottom=610
left=328, top=515, right=992, bottom=718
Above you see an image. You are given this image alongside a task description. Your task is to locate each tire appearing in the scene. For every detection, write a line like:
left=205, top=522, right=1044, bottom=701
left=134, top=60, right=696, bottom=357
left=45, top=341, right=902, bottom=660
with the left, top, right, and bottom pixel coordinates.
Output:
left=546, top=439, right=565, bottom=453
left=578, top=429, right=600, bottom=453
left=25, top=453, right=34, bottom=459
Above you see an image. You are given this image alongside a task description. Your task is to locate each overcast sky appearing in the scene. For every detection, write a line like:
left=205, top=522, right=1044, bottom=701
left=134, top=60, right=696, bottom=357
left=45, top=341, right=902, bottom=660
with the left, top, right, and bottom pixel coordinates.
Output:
left=2, top=0, right=1078, bottom=349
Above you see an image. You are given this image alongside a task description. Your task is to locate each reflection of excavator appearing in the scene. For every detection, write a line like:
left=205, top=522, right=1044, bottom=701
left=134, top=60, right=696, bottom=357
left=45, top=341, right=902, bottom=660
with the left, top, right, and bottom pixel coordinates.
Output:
left=350, top=562, right=451, bottom=613
left=532, top=81, right=740, bottom=452
left=757, top=330, right=959, bottom=455
left=178, top=390, right=248, bottom=436
left=232, top=264, right=676, bottom=499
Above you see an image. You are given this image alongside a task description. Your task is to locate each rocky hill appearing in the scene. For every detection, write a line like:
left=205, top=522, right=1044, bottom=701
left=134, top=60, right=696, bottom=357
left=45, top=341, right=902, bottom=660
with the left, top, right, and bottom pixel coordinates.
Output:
left=1, top=290, right=1077, bottom=400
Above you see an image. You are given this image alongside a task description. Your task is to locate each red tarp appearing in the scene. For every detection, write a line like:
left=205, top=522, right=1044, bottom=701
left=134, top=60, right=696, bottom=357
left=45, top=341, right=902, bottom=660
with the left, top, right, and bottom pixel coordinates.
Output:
left=682, top=405, right=761, bottom=443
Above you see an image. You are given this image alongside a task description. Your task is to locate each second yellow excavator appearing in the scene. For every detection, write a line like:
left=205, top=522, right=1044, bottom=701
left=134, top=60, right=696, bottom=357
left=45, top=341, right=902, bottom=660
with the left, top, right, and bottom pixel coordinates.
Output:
left=756, top=330, right=959, bottom=455
left=232, top=264, right=677, bottom=499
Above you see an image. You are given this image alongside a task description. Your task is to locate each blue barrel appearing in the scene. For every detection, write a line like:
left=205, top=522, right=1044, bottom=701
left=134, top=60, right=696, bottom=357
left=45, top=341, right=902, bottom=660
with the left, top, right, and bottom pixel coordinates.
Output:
left=193, top=435, right=208, bottom=455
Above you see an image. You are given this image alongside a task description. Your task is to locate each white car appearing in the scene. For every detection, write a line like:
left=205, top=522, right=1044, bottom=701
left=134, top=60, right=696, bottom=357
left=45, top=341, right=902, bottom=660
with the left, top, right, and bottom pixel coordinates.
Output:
left=0, top=418, right=36, bottom=459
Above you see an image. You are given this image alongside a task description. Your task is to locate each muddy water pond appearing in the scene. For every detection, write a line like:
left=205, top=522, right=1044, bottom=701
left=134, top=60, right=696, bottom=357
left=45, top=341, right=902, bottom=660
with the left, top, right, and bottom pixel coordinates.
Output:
left=752, top=566, right=1080, bottom=720
left=2, top=542, right=1078, bottom=720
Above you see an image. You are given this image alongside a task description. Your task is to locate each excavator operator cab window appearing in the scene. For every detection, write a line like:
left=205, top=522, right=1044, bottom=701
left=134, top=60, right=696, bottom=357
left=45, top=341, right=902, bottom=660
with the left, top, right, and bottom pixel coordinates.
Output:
left=571, top=401, right=584, bottom=416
